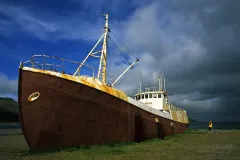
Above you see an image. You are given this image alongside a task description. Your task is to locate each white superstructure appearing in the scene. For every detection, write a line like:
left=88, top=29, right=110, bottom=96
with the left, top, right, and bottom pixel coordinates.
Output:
left=134, top=76, right=168, bottom=110
left=134, top=76, right=185, bottom=112
left=136, top=88, right=166, bottom=110
left=133, top=76, right=188, bottom=123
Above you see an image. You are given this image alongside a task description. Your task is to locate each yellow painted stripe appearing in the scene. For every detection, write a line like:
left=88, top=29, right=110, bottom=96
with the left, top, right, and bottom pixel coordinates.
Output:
left=22, top=67, right=128, bottom=102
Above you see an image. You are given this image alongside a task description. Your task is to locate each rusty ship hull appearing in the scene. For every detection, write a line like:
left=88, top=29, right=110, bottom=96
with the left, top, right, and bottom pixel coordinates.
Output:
left=18, top=67, right=189, bottom=150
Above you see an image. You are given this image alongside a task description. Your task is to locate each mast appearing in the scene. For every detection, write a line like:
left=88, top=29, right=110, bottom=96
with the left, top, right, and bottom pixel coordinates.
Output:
left=74, top=13, right=138, bottom=87
left=99, top=13, right=109, bottom=85
left=140, top=81, right=142, bottom=93
left=162, top=77, right=163, bottom=91
left=158, top=76, right=161, bottom=91
left=74, top=13, right=109, bottom=80
left=164, top=77, right=166, bottom=92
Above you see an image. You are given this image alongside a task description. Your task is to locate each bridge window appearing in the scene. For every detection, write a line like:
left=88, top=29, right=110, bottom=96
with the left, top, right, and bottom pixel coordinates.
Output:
left=141, top=94, right=144, bottom=99
left=136, top=95, right=140, bottom=100
left=158, top=93, right=161, bottom=98
left=153, top=93, right=157, bottom=98
left=149, top=94, right=152, bottom=98
left=145, top=94, right=148, bottom=99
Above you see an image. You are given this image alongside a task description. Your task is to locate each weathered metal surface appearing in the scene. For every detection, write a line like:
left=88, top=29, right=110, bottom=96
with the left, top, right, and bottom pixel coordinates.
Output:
left=18, top=69, right=189, bottom=150
left=170, top=110, right=189, bottom=124
left=22, top=67, right=128, bottom=102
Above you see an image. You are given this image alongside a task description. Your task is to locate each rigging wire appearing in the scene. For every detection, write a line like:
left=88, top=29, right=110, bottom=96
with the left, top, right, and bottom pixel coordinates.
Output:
left=107, top=38, right=112, bottom=83
left=4, top=17, right=77, bottom=56
left=44, top=41, right=76, bottom=55
left=110, top=31, right=138, bottom=59
left=115, top=65, right=134, bottom=87
left=109, top=31, right=145, bottom=89
left=108, top=36, right=130, bottom=63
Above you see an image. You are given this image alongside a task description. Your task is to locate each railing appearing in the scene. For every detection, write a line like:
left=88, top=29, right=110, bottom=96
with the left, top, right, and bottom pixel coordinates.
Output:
left=145, top=87, right=159, bottom=92
left=169, top=103, right=185, bottom=112
left=22, top=54, right=117, bottom=83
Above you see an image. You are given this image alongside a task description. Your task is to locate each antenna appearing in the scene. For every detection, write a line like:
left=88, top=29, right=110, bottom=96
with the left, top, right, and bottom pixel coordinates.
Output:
left=164, top=77, right=166, bottom=92
left=140, top=81, right=142, bottom=93
left=161, top=76, right=163, bottom=91
left=159, top=73, right=164, bottom=91
left=158, top=76, right=161, bottom=91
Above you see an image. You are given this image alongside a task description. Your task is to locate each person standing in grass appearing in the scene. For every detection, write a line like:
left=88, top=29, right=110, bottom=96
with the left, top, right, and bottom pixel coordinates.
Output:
left=208, top=120, right=213, bottom=132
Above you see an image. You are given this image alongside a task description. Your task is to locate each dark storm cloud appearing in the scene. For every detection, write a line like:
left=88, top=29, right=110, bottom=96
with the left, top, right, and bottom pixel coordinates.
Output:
left=169, top=2, right=240, bottom=83
left=164, top=0, right=240, bottom=121
left=111, top=0, right=240, bottom=121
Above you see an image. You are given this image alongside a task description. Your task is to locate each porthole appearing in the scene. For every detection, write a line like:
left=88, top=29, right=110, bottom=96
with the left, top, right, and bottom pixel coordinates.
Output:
left=28, top=92, right=40, bottom=102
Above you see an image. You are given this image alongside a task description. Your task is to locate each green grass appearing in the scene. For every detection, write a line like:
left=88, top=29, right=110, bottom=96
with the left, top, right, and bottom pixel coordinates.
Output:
left=0, top=122, right=19, bottom=125
left=0, top=129, right=240, bottom=160
left=0, top=128, right=22, bottom=136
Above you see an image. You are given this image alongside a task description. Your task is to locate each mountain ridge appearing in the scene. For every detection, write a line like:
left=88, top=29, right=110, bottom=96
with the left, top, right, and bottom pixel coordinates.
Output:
left=0, top=97, right=19, bottom=122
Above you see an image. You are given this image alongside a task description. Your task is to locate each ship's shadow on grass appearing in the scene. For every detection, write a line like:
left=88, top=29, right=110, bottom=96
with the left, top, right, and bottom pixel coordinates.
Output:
left=21, top=130, right=194, bottom=157
left=20, top=141, right=137, bottom=157
left=21, top=140, right=156, bottom=157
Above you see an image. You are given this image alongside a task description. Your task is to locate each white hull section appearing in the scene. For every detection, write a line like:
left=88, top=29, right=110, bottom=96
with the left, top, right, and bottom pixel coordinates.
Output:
left=128, top=97, right=189, bottom=124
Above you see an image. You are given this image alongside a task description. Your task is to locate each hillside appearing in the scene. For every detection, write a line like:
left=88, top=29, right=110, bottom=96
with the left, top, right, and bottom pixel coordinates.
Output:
left=0, top=97, right=19, bottom=122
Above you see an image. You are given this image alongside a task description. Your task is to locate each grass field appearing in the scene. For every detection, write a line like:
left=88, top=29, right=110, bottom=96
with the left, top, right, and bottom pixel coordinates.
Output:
left=0, top=129, right=239, bottom=160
